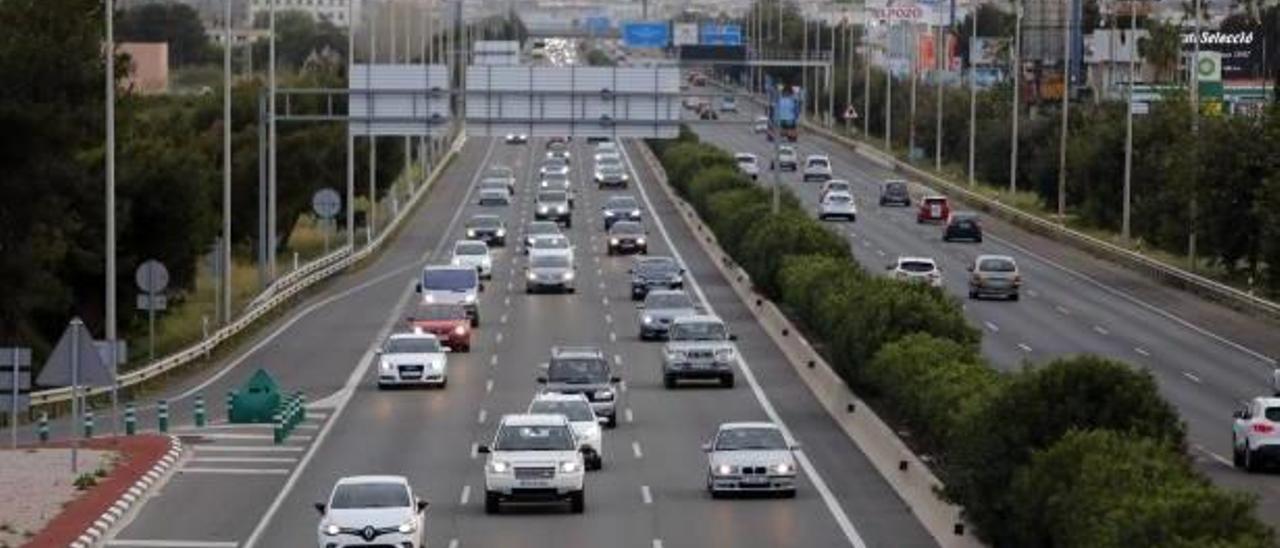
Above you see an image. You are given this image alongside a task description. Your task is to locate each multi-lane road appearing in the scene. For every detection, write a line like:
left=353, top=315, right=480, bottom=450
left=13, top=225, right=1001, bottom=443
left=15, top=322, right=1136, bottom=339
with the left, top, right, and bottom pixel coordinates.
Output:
left=102, top=134, right=938, bottom=547
left=695, top=94, right=1280, bottom=522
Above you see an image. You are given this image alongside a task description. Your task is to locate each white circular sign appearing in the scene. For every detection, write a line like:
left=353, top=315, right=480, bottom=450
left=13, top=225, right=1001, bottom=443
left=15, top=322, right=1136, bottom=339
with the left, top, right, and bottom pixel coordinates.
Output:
left=312, top=188, right=342, bottom=219
left=135, top=260, right=169, bottom=293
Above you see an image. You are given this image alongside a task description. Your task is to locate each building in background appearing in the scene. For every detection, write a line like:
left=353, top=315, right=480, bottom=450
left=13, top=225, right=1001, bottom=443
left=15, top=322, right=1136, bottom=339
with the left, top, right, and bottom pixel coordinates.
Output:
left=247, top=0, right=360, bottom=28
left=120, top=42, right=171, bottom=94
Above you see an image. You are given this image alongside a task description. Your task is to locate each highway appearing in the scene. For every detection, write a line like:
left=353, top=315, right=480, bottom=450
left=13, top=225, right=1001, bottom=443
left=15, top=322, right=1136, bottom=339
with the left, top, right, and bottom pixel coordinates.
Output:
left=693, top=96, right=1280, bottom=522
left=103, top=134, right=937, bottom=548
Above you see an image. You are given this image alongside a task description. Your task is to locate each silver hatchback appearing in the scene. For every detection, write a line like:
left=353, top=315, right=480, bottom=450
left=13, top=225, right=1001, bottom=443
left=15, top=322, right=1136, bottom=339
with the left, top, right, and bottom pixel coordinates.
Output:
left=968, top=254, right=1021, bottom=300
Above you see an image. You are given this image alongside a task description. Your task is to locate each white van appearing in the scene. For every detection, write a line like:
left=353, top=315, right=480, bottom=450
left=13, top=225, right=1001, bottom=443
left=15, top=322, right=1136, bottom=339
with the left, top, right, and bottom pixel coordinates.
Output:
left=418, top=265, right=481, bottom=326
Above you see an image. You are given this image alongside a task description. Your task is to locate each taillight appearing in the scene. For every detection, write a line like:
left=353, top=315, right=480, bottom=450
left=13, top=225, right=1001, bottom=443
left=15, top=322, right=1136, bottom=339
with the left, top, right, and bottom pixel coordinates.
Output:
left=453, top=325, right=468, bottom=336
left=1253, top=423, right=1275, bottom=434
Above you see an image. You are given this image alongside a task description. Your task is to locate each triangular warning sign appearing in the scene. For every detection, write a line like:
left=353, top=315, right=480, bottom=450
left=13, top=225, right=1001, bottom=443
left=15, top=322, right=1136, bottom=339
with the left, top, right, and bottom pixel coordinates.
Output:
left=37, top=318, right=115, bottom=388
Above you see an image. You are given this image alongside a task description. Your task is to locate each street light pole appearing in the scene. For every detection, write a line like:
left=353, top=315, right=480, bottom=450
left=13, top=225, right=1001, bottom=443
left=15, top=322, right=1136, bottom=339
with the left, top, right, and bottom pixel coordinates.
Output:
left=909, top=21, right=917, bottom=159
left=935, top=16, right=945, bottom=170
left=268, top=0, right=277, bottom=280
left=968, top=1, right=978, bottom=185
left=1056, top=0, right=1071, bottom=221
left=346, top=0, right=356, bottom=248
left=105, top=0, right=119, bottom=436
left=1188, top=0, right=1201, bottom=265
left=1122, top=0, right=1135, bottom=240
left=368, top=1, right=378, bottom=246
left=1009, top=0, right=1021, bottom=193
left=885, top=20, right=893, bottom=151
left=222, top=0, right=233, bottom=323
left=864, top=16, right=871, bottom=137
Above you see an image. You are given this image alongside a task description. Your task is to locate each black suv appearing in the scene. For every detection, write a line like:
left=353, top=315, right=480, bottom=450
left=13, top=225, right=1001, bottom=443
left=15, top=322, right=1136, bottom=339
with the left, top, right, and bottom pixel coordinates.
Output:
left=607, top=221, right=647, bottom=255
left=879, top=180, right=912, bottom=207
left=538, top=346, right=620, bottom=428
left=465, top=214, right=506, bottom=246
left=601, top=196, right=642, bottom=229
left=629, top=256, right=684, bottom=300
left=943, top=213, right=983, bottom=243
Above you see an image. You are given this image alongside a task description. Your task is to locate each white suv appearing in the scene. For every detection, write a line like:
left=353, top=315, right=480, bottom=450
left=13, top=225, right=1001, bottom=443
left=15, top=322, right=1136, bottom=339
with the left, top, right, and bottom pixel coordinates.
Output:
left=528, top=392, right=606, bottom=470
left=888, top=256, right=943, bottom=288
left=480, top=414, right=587, bottom=514
left=376, top=332, right=449, bottom=388
left=734, top=153, right=759, bottom=180
left=1232, top=396, right=1280, bottom=472
left=314, top=475, right=428, bottom=548
left=802, top=155, right=833, bottom=182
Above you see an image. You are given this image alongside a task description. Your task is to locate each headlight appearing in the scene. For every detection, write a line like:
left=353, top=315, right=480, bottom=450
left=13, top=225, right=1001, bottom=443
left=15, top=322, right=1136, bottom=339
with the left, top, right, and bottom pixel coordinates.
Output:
left=715, top=464, right=733, bottom=476
left=452, top=258, right=462, bottom=266
left=380, top=360, right=393, bottom=372
left=773, top=462, right=794, bottom=474
left=323, top=523, right=341, bottom=536
left=715, top=348, right=735, bottom=361
left=496, top=228, right=506, bottom=237
left=563, top=271, right=575, bottom=280
left=642, top=315, right=653, bottom=324
left=453, top=325, right=467, bottom=336
left=610, top=238, right=620, bottom=245
left=630, top=209, right=641, bottom=217
left=541, top=181, right=549, bottom=187
left=423, top=293, right=436, bottom=303
left=539, top=205, right=549, bottom=213
left=604, top=210, right=615, bottom=217
left=397, top=520, right=416, bottom=534
left=466, top=229, right=477, bottom=237
left=636, top=238, right=646, bottom=245
left=556, top=206, right=566, bottom=213
left=463, top=294, right=476, bottom=303
left=620, top=174, right=629, bottom=180
left=527, top=271, right=537, bottom=280
left=594, top=389, right=614, bottom=400
left=488, top=460, right=510, bottom=473
left=561, top=461, right=581, bottom=473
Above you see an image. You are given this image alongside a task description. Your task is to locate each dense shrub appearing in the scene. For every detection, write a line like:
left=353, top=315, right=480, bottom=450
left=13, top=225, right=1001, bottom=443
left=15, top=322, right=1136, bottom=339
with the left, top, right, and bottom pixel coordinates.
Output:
left=736, top=211, right=850, bottom=298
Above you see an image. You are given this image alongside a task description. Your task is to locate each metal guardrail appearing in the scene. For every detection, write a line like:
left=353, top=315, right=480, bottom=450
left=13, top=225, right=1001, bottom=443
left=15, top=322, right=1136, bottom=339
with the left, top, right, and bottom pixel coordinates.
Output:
left=28, top=130, right=469, bottom=409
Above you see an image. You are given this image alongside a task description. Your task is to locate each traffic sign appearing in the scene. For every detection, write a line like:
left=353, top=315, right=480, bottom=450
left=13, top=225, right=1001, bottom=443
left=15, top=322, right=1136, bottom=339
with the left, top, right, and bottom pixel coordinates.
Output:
left=700, top=23, right=743, bottom=46
left=1195, top=51, right=1222, bottom=82
left=0, top=347, right=32, bottom=413
left=312, top=188, right=342, bottom=219
left=37, top=318, right=114, bottom=388
left=844, top=106, right=858, bottom=120
left=135, top=260, right=169, bottom=294
left=622, top=21, right=670, bottom=48
left=137, top=294, right=168, bottom=311
left=673, top=23, right=698, bottom=46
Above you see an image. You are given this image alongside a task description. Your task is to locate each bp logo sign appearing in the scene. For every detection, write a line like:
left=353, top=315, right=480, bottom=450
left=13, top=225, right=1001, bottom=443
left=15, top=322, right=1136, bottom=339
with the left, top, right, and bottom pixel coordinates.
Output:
left=1194, top=52, right=1222, bottom=82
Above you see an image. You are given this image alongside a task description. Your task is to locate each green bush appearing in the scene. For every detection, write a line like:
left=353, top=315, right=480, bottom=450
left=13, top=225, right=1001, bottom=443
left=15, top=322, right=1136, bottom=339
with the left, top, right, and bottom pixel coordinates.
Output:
left=704, top=188, right=774, bottom=256
left=736, top=210, right=850, bottom=298
left=686, top=165, right=751, bottom=212
left=1008, top=429, right=1273, bottom=548
left=946, top=355, right=1187, bottom=544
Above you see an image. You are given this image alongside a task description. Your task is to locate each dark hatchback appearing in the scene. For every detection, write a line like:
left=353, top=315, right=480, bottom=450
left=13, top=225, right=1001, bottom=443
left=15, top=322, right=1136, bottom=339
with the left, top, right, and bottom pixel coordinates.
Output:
left=943, top=213, right=983, bottom=243
left=630, top=256, right=684, bottom=300
left=465, top=215, right=507, bottom=246
left=879, top=180, right=911, bottom=207
left=607, top=221, right=648, bottom=255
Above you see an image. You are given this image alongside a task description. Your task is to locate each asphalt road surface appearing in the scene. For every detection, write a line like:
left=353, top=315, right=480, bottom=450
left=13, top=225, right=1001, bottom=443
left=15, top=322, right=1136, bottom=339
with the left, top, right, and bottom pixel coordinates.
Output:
left=692, top=94, right=1280, bottom=524
left=102, top=134, right=936, bottom=548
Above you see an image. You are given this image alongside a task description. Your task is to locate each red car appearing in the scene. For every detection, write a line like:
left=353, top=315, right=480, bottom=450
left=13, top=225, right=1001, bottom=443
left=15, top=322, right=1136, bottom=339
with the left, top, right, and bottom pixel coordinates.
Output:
left=407, top=304, right=472, bottom=352
left=917, top=195, right=950, bottom=223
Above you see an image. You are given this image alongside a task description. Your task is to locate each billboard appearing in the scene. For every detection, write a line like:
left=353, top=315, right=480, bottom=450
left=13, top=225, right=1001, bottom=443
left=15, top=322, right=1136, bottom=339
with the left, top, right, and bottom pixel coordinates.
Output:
left=699, top=23, right=743, bottom=45
left=623, top=21, right=671, bottom=48
left=673, top=23, right=699, bottom=46
left=1181, top=27, right=1266, bottom=81
left=970, top=37, right=1009, bottom=66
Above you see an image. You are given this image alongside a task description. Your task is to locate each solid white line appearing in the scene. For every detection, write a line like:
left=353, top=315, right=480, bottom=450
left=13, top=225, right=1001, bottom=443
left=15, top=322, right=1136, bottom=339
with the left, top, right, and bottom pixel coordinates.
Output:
left=1135, top=347, right=1151, bottom=357
left=1093, top=325, right=1110, bottom=335
left=1054, top=305, right=1071, bottom=315
left=187, top=457, right=297, bottom=464
left=470, top=443, right=479, bottom=459
left=632, top=441, right=644, bottom=459
left=460, top=485, right=471, bottom=505
left=1017, top=343, right=1033, bottom=353
left=242, top=138, right=497, bottom=548
left=490, top=355, right=498, bottom=366
left=485, top=379, right=494, bottom=393
left=192, top=446, right=304, bottom=453
left=1193, top=444, right=1235, bottom=467
left=625, top=408, right=634, bottom=423
left=192, top=433, right=276, bottom=441
left=609, top=332, right=617, bottom=342
left=181, top=467, right=290, bottom=475
left=624, top=141, right=869, bottom=548
left=1183, top=371, right=1202, bottom=384
left=107, top=541, right=238, bottom=548
left=983, top=321, right=1000, bottom=333
left=614, top=354, right=622, bottom=365
left=478, top=409, right=488, bottom=424
left=447, top=539, right=459, bottom=548
left=641, top=485, right=653, bottom=504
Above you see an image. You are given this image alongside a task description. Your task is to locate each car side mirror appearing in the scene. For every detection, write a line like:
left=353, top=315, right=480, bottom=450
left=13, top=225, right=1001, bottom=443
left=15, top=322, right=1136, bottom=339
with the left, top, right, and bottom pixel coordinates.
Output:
left=885, top=264, right=895, bottom=271
left=728, top=334, right=738, bottom=341
left=374, top=349, right=383, bottom=355
left=416, top=499, right=429, bottom=513
left=405, top=316, right=415, bottom=323
left=415, top=282, right=423, bottom=293
left=610, top=376, right=622, bottom=383
left=536, top=376, right=547, bottom=384
left=314, top=502, right=326, bottom=515
left=636, top=303, right=645, bottom=309
left=701, top=443, right=712, bottom=453
left=478, top=283, right=485, bottom=291
left=477, top=445, right=491, bottom=454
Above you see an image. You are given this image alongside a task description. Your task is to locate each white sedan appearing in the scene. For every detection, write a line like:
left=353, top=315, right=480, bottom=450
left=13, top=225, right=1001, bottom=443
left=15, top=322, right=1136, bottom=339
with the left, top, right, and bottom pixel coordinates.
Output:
left=451, top=239, right=492, bottom=279
left=704, top=422, right=798, bottom=498
left=818, top=191, right=857, bottom=222
left=734, top=153, right=760, bottom=180
left=376, top=332, right=450, bottom=388
left=315, top=475, right=428, bottom=548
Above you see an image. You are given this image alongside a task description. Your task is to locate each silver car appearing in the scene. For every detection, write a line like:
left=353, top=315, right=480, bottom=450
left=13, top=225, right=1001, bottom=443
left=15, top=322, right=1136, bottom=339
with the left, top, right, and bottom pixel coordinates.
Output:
left=525, top=253, right=576, bottom=293
left=477, top=188, right=510, bottom=206
left=968, top=254, right=1021, bottom=300
left=818, top=191, right=856, bottom=222
left=637, top=289, right=698, bottom=340
left=704, top=422, right=798, bottom=498
left=523, top=221, right=562, bottom=251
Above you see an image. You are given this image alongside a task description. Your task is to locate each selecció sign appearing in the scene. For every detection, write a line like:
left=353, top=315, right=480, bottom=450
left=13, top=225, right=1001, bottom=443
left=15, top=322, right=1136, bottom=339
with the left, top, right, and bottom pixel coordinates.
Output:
left=1180, top=27, right=1266, bottom=81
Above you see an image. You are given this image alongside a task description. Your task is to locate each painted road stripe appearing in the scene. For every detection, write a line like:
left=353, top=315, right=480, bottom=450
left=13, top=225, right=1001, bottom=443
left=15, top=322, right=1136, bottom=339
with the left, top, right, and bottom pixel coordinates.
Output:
left=191, top=433, right=277, bottom=441
left=180, top=467, right=290, bottom=475
left=107, top=541, right=238, bottom=547
left=447, top=540, right=459, bottom=548
left=625, top=408, right=634, bottom=423
left=1093, top=325, right=1110, bottom=335
left=632, top=441, right=643, bottom=459
left=460, top=485, right=471, bottom=505
left=485, top=379, right=494, bottom=393
left=641, top=485, right=653, bottom=505
left=1017, top=343, right=1033, bottom=353
left=187, top=457, right=297, bottom=464
left=1054, top=305, right=1070, bottom=315
left=1135, top=347, right=1151, bottom=357
left=477, top=409, right=487, bottom=424
left=983, top=321, right=999, bottom=333
left=1183, top=371, right=1202, bottom=384
left=193, top=446, right=304, bottom=453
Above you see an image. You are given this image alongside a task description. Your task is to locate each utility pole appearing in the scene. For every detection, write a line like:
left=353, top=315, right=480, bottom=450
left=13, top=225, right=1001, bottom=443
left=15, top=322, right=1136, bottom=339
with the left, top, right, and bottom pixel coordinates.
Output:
left=885, top=20, right=893, bottom=151
left=222, top=0, right=233, bottom=322
left=1056, top=0, right=1071, bottom=221
left=268, top=0, right=277, bottom=280
left=802, top=16, right=809, bottom=122
left=909, top=21, right=918, bottom=159
left=968, top=1, right=978, bottom=185
left=864, top=12, right=871, bottom=137
left=846, top=15, right=854, bottom=133
left=1009, top=1, right=1022, bottom=193
left=346, top=0, right=356, bottom=248
left=1122, top=0, right=1136, bottom=240
left=368, top=1, right=378, bottom=246
left=105, top=0, right=119, bottom=437
left=1188, top=0, right=1201, bottom=265
left=935, top=14, right=945, bottom=169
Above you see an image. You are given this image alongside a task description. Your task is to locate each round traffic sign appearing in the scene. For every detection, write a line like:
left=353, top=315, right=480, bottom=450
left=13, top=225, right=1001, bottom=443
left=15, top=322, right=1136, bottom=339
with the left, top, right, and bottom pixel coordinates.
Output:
left=312, top=188, right=342, bottom=219
left=135, top=260, right=169, bottom=293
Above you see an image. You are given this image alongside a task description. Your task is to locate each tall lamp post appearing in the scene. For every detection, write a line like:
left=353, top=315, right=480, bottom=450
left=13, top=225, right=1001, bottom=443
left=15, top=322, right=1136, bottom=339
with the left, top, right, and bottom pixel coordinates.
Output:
left=105, top=0, right=119, bottom=436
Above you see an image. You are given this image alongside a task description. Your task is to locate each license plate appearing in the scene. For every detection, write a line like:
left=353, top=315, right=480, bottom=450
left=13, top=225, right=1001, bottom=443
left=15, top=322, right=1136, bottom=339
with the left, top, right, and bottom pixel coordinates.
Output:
left=740, top=479, right=768, bottom=487
left=519, top=480, right=549, bottom=488
left=930, top=205, right=941, bottom=217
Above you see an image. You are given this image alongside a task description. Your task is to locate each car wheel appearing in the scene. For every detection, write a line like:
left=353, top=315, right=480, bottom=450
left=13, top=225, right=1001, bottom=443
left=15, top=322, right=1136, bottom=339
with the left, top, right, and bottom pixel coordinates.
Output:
left=780, top=489, right=797, bottom=499
left=721, top=374, right=735, bottom=388
left=1233, top=436, right=1246, bottom=468
left=1246, top=444, right=1263, bottom=473
left=709, top=487, right=723, bottom=499
left=565, top=220, right=573, bottom=228
left=485, top=491, right=501, bottom=514
left=438, top=378, right=448, bottom=389
left=968, top=290, right=978, bottom=300
left=606, top=415, right=618, bottom=429
left=568, top=286, right=577, bottom=294
left=569, top=490, right=585, bottom=513
left=607, top=248, right=614, bottom=256
left=1010, top=292, right=1020, bottom=301
left=470, top=316, right=480, bottom=328
left=664, top=375, right=677, bottom=389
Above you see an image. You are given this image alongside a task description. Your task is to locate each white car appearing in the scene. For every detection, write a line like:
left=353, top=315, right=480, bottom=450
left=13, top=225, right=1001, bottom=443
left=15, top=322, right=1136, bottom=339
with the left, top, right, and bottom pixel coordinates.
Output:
left=315, top=475, right=428, bottom=548
left=505, top=133, right=528, bottom=144
left=528, top=233, right=574, bottom=261
left=480, top=414, right=587, bottom=514
left=888, top=256, right=943, bottom=288
left=753, top=116, right=769, bottom=133
left=734, top=153, right=759, bottom=180
left=819, top=179, right=852, bottom=200
left=802, top=154, right=833, bottom=182
left=477, top=188, right=510, bottom=207
left=546, top=149, right=572, bottom=165
left=523, top=221, right=562, bottom=251
left=540, top=159, right=570, bottom=178
left=1233, top=396, right=1280, bottom=472
left=376, top=331, right=449, bottom=388
left=595, top=141, right=619, bottom=154
left=528, top=392, right=606, bottom=470
left=776, top=145, right=798, bottom=171
left=704, top=422, right=798, bottom=498
left=451, top=239, right=492, bottom=279
left=818, top=191, right=857, bottom=222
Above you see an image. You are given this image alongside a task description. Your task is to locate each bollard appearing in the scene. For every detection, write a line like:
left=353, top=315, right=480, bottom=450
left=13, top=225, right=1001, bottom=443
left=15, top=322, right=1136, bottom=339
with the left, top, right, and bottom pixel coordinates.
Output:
left=297, top=392, right=307, bottom=423
left=83, top=410, right=95, bottom=439
left=194, top=395, right=206, bottom=428
left=273, top=412, right=284, bottom=444
left=158, top=399, right=169, bottom=433
left=226, top=390, right=236, bottom=422
left=125, top=404, right=137, bottom=436
left=38, top=413, right=48, bottom=444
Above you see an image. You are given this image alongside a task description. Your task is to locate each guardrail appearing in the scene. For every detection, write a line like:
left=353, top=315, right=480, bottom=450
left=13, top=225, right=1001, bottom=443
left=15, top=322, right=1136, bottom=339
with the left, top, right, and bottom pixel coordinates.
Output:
left=28, top=130, right=468, bottom=409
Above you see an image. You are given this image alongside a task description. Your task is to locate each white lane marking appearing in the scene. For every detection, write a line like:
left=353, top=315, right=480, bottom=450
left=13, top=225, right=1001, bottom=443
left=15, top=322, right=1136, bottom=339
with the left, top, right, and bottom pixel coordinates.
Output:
left=1017, top=343, right=1033, bottom=353
left=485, top=379, right=494, bottom=393
left=1054, top=305, right=1071, bottom=315
left=107, top=541, right=238, bottom=548
left=614, top=354, right=622, bottom=365
left=1183, top=371, right=1203, bottom=384
left=242, top=138, right=496, bottom=548
left=609, top=332, right=617, bottom=342
left=599, top=281, right=607, bottom=290
left=605, top=313, right=613, bottom=324
left=470, top=443, right=479, bottom=459
left=447, top=539, right=459, bottom=548
left=602, top=296, right=610, bottom=307
left=619, top=380, right=628, bottom=393
left=187, top=457, right=297, bottom=464
left=477, top=409, right=488, bottom=424
left=490, top=355, right=498, bottom=366
left=180, top=467, right=290, bottom=475
left=983, top=321, right=1000, bottom=333
left=506, top=281, right=513, bottom=292
left=632, top=441, right=644, bottom=459
left=1093, top=325, right=1110, bottom=335
left=500, top=314, right=508, bottom=324
left=1193, top=444, right=1235, bottom=467
left=1135, top=347, right=1151, bottom=357
left=875, top=249, right=886, bottom=257
left=193, top=445, right=304, bottom=453
left=495, top=332, right=504, bottom=344
left=625, top=408, right=634, bottom=423
left=641, top=485, right=653, bottom=505
left=624, top=140, right=869, bottom=548
left=192, top=433, right=279, bottom=441
left=459, top=485, right=471, bottom=505
left=504, top=296, right=511, bottom=307
left=860, top=239, right=871, bottom=247
left=1026, top=289, right=1040, bottom=298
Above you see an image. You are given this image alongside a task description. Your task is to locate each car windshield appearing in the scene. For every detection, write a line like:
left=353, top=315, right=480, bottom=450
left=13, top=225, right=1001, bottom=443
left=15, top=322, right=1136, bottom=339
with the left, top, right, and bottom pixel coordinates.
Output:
left=414, top=304, right=466, bottom=320
left=671, top=321, right=727, bottom=341
left=480, top=190, right=506, bottom=199
left=779, top=147, right=795, bottom=156
left=543, top=172, right=569, bottom=182
left=900, top=261, right=936, bottom=273
left=487, top=167, right=514, bottom=178
left=527, top=223, right=558, bottom=236
left=807, top=158, right=829, bottom=168
left=455, top=242, right=487, bottom=255
left=548, top=359, right=609, bottom=383
left=538, top=191, right=568, bottom=203
left=715, top=427, right=787, bottom=451
left=468, top=216, right=501, bottom=228
left=479, top=183, right=506, bottom=193
left=736, top=155, right=755, bottom=165
left=385, top=337, right=441, bottom=353
left=636, top=258, right=678, bottom=275
left=611, top=223, right=643, bottom=235
left=482, top=176, right=511, bottom=185
left=978, top=258, right=1016, bottom=272
left=606, top=197, right=638, bottom=210
left=422, top=269, right=476, bottom=290
left=886, top=182, right=907, bottom=194
left=826, top=182, right=850, bottom=192
left=598, top=163, right=624, bottom=174
left=529, top=401, right=595, bottom=422
left=494, top=424, right=576, bottom=451
left=531, top=255, right=570, bottom=268
left=533, top=236, right=570, bottom=249
left=924, top=197, right=946, bottom=206
left=542, top=159, right=567, bottom=170
left=330, top=482, right=410, bottom=509
left=646, top=292, right=693, bottom=310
